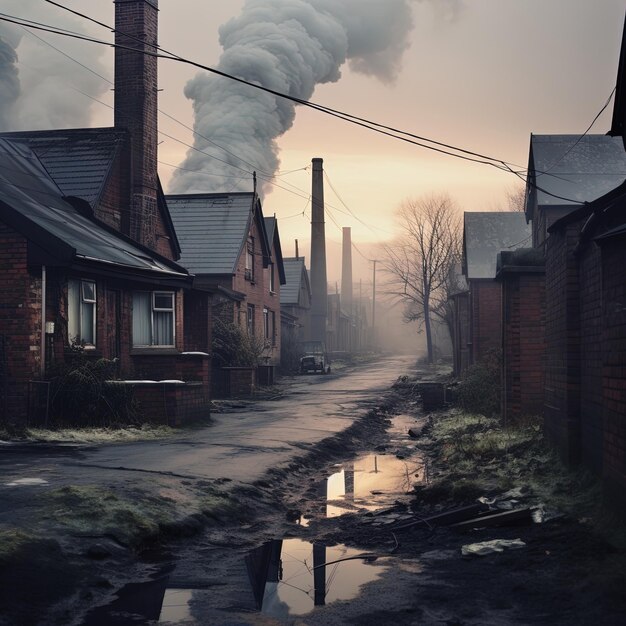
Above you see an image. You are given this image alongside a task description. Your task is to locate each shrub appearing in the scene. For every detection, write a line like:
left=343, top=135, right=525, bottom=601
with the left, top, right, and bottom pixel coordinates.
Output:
left=456, top=350, right=501, bottom=417
left=48, top=349, right=137, bottom=426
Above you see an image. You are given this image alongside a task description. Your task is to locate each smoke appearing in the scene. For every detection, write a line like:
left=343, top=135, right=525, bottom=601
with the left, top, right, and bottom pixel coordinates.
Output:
left=0, top=1, right=109, bottom=132
left=417, top=0, right=466, bottom=23
left=171, top=0, right=416, bottom=194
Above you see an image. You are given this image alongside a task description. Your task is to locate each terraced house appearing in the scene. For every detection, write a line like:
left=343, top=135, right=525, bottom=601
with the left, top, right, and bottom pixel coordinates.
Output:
left=0, top=0, right=212, bottom=425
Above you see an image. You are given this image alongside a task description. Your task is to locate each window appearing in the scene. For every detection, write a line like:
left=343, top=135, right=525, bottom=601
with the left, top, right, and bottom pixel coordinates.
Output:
left=247, top=304, right=255, bottom=336
left=68, top=279, right=96, bottom=345
left=263, top=308, right=277, bottom=345
left=268, top=262, right=275, bottom=293
left=245, top=237, right=255, bottom=281
left=133, top=291, right=175, bottom=346
left=263, top=307, right=269, bottom=340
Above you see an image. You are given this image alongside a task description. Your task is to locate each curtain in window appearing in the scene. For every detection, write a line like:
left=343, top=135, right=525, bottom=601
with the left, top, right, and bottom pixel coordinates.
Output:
left=133, top=292, right=151, bottom=346
left=154, top=311, right=173, bottom=345
left=81, top=302, right=95, bottom=344
left=68, top=279, right=80, bottom=344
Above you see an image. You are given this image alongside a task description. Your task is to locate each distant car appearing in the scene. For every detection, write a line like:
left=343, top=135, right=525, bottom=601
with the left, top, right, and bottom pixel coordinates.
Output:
left=298, top=341, right=331, bottom=374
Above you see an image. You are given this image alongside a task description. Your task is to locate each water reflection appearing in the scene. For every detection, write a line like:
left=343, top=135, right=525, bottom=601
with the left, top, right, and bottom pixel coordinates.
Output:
left=245, top=538, right=386, bottom=619
left=325, top=454, right=423, bottom=517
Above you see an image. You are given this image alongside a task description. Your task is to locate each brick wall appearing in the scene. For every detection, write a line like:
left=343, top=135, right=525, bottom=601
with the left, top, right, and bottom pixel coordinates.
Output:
left=501, top=271, right=545, bottom=423
left=232, top=218, right=281, bottom=365
left=0, top=223, right=40, bottom=421
left=469, top=279, right=501, bottom=364
left=544, top=223, right=582, bottom=464
left=114, top=0, right=159, bottom=251
left=579, top=243, right=604, bottom=474
left=600, top=237, right=626, bottom=508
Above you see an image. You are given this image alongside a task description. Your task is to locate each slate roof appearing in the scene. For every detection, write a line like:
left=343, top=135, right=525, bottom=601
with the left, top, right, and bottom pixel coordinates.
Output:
left=0, top=128, right=126, bottom=207
left=463, top=212, right=531, bottom=279
left=0, top=138, right=189, bottom=281
left=263, top=216, right=286, bottom=284
left=167, top=192, right=269, bottom=275
left=529, top=134, right=626, bottom=209
left=281, top=257, right=311, bottom=306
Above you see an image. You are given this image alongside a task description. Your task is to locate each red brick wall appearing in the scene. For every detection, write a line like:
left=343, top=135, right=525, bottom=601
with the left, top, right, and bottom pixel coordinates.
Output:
left=114, top=0, right=159, bottom=252
left=0, top=223, right=40, bottom=420
left=601, top=238, right=626, bottom=505
left=579, top=243, right=604, bottom=474
left=231, top=218, right=281, bottom=365
left=469, top=279, right=501, bottom=364
left=501, top=271, right=545, bottom=422
left=544, top=224, right=582, bottom=464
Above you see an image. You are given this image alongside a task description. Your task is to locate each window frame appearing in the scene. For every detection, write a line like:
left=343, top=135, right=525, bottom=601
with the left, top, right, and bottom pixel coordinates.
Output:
left=68, top=278, right=97, bottom=347
left=132, top=290, right=176, bottom=347
left=247, top=304, right=255, bottom=336
left=268, top=262, right=275, bottom=293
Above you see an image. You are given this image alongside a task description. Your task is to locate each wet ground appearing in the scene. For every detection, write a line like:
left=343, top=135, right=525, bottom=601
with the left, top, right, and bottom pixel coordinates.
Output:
left=3, top=356, right=626, bottom=625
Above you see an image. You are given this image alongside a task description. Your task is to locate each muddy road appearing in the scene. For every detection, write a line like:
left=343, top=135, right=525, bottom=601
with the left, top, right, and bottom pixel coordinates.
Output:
left=1, top=354, right=426, bottom=625
left=5, top=355, right=624, bottom=626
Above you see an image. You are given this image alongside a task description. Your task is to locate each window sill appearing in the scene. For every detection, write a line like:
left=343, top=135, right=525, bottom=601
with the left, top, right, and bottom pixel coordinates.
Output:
left=130, top=347, right=180, bottom=356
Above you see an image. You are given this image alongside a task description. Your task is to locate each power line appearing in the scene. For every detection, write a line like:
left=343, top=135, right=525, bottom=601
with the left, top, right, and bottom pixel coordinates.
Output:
left=2, top=8, right=600, bottom=207
left=1, top=9, right=525, bottom=173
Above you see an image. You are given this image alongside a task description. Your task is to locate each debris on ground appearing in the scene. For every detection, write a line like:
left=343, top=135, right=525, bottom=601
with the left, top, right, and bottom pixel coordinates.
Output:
left=461, top=538, right=526, bottom=557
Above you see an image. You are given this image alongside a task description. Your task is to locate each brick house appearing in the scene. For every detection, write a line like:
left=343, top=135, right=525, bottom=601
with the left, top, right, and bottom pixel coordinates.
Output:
left=495, top=248, right=545, bottom=423
left=280, top=257, right=312, bottom=343
left=167, top=193, right=285, bottom=374
left=541, top=181, right=626, bottom=509
left=0, top=0, right=212, bottom=425
left=460, top=212, right=531, bottom=368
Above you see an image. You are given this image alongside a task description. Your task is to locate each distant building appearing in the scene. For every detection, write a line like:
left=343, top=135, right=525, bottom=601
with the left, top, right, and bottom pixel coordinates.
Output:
left=460, top=212, right=531, bottom=367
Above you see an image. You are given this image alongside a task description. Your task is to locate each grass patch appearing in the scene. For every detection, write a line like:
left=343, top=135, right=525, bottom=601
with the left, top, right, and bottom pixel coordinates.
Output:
left=45, top=485, right=177, bottom=547
left=0, top=529, right=38, bottom=563
left=17, top=424, right=177, bottom=444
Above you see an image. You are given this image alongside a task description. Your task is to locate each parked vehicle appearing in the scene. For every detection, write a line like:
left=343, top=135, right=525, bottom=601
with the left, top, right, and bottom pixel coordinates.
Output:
left=298, top=341, right=331, bottom=374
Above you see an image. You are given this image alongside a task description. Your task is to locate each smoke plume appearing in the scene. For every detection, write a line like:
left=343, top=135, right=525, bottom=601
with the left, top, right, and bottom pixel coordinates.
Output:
left=171, top=0, right=416, bottom=194
left=0, top=1, right=108, bottom=132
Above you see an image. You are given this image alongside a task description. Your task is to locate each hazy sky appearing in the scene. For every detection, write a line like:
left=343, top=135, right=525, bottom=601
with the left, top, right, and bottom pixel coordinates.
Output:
left=3, top=0, right=626, bottom=276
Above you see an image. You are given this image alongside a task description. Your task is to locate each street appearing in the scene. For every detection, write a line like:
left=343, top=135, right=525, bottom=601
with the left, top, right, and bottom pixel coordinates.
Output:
left=1, top=355, right=418, bottom=625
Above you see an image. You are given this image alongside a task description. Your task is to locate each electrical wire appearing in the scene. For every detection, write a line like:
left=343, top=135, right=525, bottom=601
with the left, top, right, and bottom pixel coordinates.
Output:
left=3, top=7, right=606, bottom=210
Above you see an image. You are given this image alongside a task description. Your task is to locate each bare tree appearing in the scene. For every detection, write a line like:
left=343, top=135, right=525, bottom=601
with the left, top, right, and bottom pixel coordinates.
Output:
left=505, top=184, right=527, bottom=212
left=383, top=195, right=462, bottom=363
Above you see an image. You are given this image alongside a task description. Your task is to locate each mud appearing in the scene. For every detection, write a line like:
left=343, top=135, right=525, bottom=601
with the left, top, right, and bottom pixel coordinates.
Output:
left=3, top=361, right=626, bottom=625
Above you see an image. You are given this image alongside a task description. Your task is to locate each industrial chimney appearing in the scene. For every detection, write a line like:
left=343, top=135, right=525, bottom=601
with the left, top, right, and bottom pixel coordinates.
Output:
left=309, top=158, right=328, bottom=343
left=114, top=0, right=159, bottom=250
left=341, top=227, right=353, bottom=316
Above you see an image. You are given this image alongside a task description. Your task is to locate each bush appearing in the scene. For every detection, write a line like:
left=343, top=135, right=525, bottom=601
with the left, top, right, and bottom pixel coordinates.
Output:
left=49, top=349, right=137, bottom=426
left=211, top=318, right=268, bottom=367
left=456, top=351, right=501, bottom=417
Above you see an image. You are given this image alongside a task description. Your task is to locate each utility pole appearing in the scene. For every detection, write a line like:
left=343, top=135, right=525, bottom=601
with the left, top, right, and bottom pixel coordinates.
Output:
left=371, top=259, right=378, bottom=349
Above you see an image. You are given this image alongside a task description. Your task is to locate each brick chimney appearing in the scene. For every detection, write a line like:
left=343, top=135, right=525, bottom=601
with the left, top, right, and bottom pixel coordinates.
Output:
left=114, top=0, right=159, bottom=249
left=309, top=157, right=328, bottom=343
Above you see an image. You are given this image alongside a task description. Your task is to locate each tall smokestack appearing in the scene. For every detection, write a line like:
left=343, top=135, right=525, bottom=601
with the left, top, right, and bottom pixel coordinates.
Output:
left=310, top=157, right=327, bottom=343
left=114, top=0, right=159, bottom=249
left=341, top=227, right=353, bottom=315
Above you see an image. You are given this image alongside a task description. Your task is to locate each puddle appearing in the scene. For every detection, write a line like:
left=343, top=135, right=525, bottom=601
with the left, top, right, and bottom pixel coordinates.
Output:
left=4, top=477, right=49, bottom=486
left=323, top=453, right=424, bottom=518
left=246, top=538, right=388, bottom=619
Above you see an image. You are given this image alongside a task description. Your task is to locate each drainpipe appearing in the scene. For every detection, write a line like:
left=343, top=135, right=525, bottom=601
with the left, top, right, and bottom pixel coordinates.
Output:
left=40, top=265, right=46, bottom=378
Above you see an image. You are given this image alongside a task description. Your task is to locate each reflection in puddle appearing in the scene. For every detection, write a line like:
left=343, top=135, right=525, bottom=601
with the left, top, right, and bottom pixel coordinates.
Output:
left=159, top=589, right=194, bottom=623
left=325, top=454, right=423, bottom=517
left=246, top=538, right=387, bottom=619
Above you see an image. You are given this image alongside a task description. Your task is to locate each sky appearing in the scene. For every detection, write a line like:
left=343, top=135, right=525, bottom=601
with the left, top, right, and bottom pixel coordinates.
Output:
left=1, top=0, right=625, bottom=283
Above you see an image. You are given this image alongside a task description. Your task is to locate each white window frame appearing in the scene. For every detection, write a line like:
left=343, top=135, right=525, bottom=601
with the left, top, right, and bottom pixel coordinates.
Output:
left=68, top=278, right=96, bottom=346
left=132, top=290, right=176, bottom=347
left=268, top=262, right=275, bottom=293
